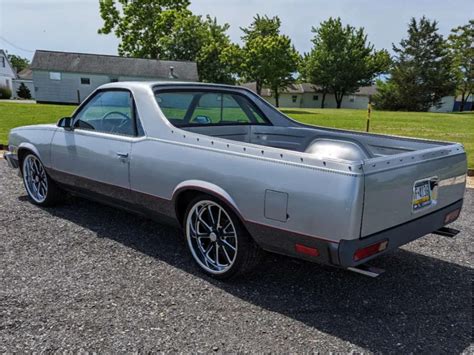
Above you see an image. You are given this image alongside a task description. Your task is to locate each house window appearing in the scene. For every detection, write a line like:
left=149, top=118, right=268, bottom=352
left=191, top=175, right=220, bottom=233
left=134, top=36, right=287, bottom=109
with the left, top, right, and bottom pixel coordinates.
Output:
left=49, top=72, right=61, bottom=80
left=0, top=57, right=5, bottom=67
left=313, top=95, right=319, bottom=101
left=292, top=95, right=298, bottom=103
left=80, top=77, right=90, bottom=85
left=349, top=95, right=355, bottom=102
left=110, top=77, right=118, bottom=82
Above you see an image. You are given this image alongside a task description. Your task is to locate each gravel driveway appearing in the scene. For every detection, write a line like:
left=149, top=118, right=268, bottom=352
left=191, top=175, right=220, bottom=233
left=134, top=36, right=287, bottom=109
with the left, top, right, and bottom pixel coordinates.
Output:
left=1, top=161, right=472, bottom=353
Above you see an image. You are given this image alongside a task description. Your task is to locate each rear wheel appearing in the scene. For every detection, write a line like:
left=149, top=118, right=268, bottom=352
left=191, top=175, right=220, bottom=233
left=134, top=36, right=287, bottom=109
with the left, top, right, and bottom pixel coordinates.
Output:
left=22, top=153, right=63, bottom=206
left=184, top=195, right=262, bottom=279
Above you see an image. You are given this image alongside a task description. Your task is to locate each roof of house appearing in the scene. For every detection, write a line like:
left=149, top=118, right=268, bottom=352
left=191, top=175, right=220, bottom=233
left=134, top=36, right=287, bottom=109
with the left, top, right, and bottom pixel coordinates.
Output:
left=241, top=82, right=376, bottom=97
left=355, top=85, right=378, bottom=96
left=17, top=68, right=32, bottom=80
left=30, top=50, right=199, bottom=81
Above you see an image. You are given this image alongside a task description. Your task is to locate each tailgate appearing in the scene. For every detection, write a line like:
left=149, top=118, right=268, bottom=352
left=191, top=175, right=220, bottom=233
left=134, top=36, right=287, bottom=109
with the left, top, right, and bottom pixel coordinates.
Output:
left=360, top=145, right=467, bottom=237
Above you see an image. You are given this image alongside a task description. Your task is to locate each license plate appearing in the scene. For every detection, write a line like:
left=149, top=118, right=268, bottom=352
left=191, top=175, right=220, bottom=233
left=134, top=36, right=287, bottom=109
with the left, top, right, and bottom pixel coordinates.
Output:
left=412, top=180, right=432, bottom=211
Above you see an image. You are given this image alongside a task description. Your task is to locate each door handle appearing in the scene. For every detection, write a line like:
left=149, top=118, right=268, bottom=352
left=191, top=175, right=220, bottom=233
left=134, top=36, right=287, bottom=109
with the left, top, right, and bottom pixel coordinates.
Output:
left=116, top=152, right=129, bottom=158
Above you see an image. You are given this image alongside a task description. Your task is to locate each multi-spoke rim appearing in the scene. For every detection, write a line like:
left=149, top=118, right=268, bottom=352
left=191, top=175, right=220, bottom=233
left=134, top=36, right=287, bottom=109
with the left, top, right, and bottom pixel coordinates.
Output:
left=186, top=200, right=238, bottom=274
left=23, top=155, right=48, bottom=203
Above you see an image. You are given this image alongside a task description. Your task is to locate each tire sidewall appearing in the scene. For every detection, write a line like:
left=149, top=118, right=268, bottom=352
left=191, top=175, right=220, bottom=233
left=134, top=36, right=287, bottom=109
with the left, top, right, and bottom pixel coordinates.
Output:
left=21, top=153, right=55, bottom=206
left=183, top=194, right=252, bottom=279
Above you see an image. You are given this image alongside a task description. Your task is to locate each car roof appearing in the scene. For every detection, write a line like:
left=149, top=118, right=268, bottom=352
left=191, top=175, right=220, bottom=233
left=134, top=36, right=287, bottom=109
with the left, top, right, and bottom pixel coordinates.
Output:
left=99, top=81, right=241, bottom=90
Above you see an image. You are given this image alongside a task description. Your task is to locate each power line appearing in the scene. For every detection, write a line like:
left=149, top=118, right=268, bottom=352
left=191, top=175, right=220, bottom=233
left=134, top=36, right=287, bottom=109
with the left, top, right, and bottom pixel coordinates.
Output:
left=0, top=36, right=35, bottom=53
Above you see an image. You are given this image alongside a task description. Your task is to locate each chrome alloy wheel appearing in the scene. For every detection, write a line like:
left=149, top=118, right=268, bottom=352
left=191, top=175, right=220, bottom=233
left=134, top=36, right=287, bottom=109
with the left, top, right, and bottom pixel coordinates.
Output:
left=23, top=154, right=48, bottom=203
left=186, top=200, right=238, bottom=274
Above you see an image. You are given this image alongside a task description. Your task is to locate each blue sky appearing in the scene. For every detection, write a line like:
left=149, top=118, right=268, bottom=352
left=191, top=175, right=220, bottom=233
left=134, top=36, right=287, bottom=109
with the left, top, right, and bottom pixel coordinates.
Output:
left=0, top=0, right=472, bottom=60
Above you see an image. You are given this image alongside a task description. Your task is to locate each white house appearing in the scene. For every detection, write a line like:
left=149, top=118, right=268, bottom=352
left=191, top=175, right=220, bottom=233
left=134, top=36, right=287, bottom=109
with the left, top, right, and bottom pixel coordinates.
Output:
left=0, top=49, right=16, bottom=93
left=241, top=82, right=376, bottom=109
left=30, top=50, right=199, bottom=104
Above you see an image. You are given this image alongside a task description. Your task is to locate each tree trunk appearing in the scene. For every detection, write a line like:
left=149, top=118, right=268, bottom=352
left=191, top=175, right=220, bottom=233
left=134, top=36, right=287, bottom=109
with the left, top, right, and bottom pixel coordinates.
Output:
left=460, top=92, right=465, bottom=112
left=274, top=89, right=280, bottom=107
left=321, top=91, right=327, bottom=109
left=335, top=92, right=344, bottom=109
left=256, top=80, right=262, bottom=96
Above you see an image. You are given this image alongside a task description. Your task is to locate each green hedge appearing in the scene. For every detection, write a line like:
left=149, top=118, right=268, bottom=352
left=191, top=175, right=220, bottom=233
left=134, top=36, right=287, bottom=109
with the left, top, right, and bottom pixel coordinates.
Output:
left=0, top=86, right=12, bottom=99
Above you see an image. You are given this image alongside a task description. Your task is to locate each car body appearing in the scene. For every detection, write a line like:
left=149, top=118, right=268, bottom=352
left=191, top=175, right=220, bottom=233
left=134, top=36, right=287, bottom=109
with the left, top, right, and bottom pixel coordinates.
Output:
left=4, top=82, right=467, bottom=278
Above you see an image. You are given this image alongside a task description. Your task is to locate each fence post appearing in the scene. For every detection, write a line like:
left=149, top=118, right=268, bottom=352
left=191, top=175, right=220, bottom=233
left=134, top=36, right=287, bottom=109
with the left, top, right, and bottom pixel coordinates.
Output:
left=366, top=95, right=372, bottom=132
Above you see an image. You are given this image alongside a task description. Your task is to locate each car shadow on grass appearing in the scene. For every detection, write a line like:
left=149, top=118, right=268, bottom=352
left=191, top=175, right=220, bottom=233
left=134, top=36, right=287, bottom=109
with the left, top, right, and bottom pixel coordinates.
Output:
left=39, top=195, right=472, bottom=353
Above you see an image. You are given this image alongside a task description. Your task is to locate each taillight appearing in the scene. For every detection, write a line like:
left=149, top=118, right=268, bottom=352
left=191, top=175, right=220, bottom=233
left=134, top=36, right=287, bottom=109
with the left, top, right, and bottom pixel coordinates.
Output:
left=444, top=209, right=460, bottom=224
left=295, top=243, right=319, bottom=257
left=353, top=240, right=388, bottom=261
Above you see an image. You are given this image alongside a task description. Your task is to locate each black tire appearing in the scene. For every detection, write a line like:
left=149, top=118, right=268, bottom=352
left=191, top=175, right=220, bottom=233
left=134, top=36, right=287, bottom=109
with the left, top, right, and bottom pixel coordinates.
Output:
left=183, top=194, right=262, bottom=279
left=21, top=152, right=63, bottom=206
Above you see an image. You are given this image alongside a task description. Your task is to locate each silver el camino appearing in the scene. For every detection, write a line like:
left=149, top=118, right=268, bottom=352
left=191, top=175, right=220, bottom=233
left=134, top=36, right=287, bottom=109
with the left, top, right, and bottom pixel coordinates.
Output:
left=4, top=82, right=467, bottom=278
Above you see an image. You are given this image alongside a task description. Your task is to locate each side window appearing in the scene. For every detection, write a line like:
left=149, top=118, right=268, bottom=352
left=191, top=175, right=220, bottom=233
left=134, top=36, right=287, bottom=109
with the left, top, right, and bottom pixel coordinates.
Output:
left=74, top=90, right=135, bottom=136
left=192, top=93, right=253, bottom=124
left=156, top=92, right=194, bottom=126
left=155, top=91, right=269, bottom=127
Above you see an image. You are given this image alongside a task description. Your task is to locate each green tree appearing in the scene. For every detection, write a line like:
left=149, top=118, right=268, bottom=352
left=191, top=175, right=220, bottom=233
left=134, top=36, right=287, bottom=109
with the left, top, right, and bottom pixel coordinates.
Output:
left=300, top=53, right=332, bottom=108
left=98, top=0, right=191, bottom=59
left=160, top=15, right=238, bottom=84
left=239, top=15, right=300, bottom=106
left=198, top=18, right=240, bottom=84
left=7, top=54, right=30, bottom=72
left=448, top=20, right=473, bottom=112
left=241, top=14, right=281, bottom=42
left=98, top=0, right=237, bottom=83
left=303, top=17, right=390, bottom=109
left=16, top=82, right=31, bottom=99
left=374, top=17, right=455, bottom=111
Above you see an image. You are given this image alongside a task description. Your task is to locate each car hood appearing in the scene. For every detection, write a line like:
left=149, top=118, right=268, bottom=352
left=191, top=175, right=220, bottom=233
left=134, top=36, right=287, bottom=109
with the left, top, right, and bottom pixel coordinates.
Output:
left=12, top=123, right=58, bottom=132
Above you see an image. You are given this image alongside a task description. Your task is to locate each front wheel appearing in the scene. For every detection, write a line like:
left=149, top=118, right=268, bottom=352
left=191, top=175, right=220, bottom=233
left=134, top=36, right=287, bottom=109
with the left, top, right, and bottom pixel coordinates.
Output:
left=184, top=195, right=262, bottom=279
left=22, top=153, right=63, bottom=206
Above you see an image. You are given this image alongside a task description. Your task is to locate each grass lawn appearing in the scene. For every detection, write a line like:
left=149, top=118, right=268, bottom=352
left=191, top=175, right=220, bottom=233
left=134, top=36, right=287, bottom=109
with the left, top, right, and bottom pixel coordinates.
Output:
left=0, top=102, right=75, bottom=143
left=1, top=102, right=472, bottom=167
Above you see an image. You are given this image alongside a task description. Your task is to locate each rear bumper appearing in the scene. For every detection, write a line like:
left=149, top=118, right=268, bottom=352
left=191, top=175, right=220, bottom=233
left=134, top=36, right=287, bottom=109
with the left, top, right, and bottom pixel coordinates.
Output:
left=3, top=151, right=19, bottom=169
left=337, top=199, right=463, bottom=267
left=245, top=199, right=463, bottom=268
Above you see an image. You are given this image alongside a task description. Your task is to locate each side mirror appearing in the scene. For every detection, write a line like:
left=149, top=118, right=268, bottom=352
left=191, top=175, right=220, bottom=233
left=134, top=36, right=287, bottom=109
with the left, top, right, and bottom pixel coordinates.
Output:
left=57, top=117, right=74, bottom=131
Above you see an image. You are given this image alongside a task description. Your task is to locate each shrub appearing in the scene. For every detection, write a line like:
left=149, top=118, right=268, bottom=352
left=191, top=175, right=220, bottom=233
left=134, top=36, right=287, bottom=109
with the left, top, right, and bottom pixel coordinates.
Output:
left=0, top=85, right=12, bottom=99
left=16, top=83, right=32, bottom=99
left=372, top=79, right=403, bottom=111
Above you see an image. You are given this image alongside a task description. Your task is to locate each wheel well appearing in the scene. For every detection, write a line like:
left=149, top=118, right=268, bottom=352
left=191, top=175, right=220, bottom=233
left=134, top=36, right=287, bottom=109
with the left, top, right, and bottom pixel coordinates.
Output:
left=175, top=190, right=203, bottom=227
left=17, top=148, right=34, bottom=171
left=174, top=189, right=245, bottom=229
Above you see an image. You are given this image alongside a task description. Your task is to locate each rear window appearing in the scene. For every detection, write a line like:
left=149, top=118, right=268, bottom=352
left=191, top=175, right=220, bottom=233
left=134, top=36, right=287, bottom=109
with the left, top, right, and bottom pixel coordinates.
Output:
left=155, top=90, right=270, bottom=127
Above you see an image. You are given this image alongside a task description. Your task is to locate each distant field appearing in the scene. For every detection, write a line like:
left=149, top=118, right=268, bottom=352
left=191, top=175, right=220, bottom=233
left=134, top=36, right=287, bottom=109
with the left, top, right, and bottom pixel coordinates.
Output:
left=0, top=102, right=472, bottom=167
